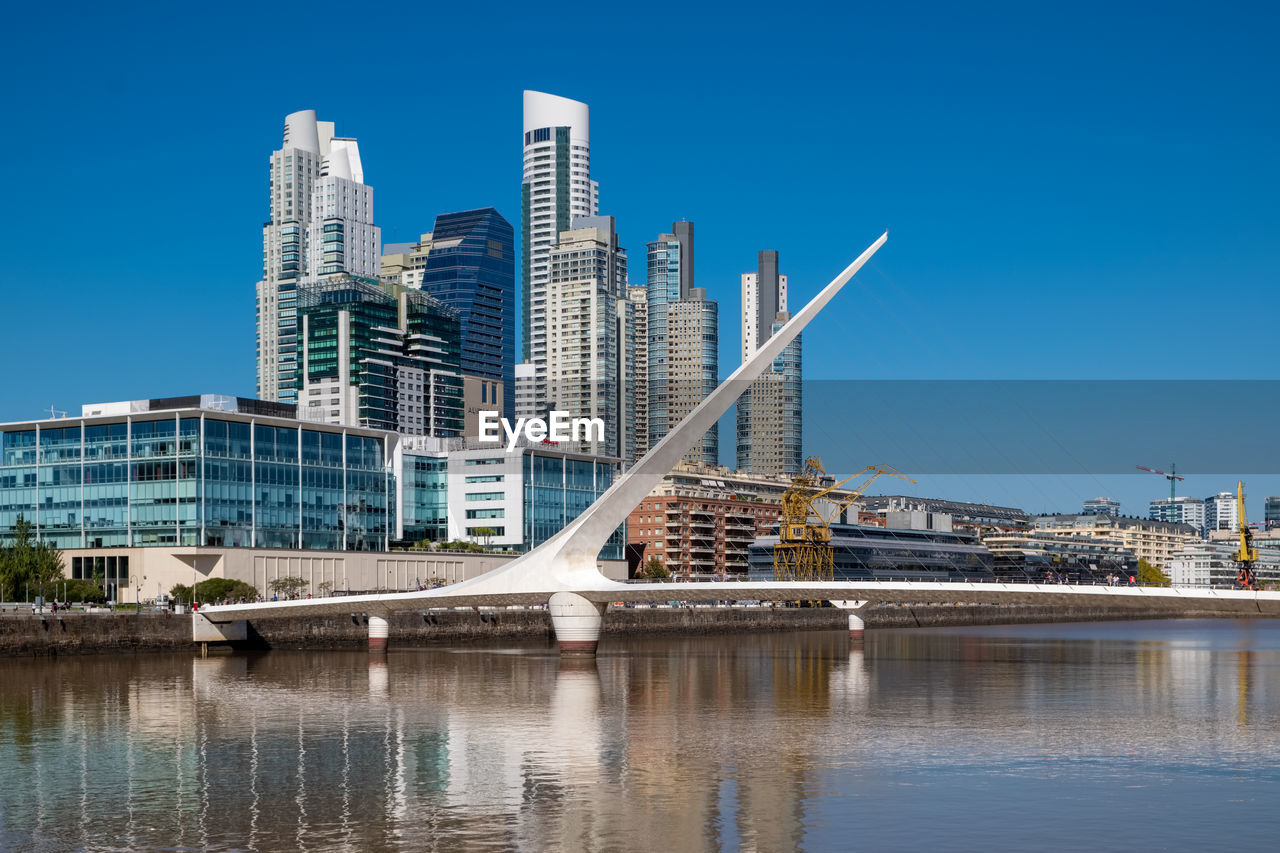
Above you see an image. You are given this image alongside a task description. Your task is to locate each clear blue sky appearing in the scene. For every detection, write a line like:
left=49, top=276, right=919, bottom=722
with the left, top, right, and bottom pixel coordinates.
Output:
left=1, top=1, right=1276, bottom=515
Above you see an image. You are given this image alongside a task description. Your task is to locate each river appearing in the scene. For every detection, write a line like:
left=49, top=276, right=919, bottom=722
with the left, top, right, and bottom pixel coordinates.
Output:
left=2, top=619, right=1279, bottom=851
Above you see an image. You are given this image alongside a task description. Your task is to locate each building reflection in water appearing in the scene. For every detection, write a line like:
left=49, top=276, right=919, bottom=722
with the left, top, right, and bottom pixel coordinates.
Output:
left=1, top=621, right=1280, bottom=850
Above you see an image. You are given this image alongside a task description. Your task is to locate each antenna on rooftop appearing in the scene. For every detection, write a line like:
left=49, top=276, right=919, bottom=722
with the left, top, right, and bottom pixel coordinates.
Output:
left=46, top=405, right=66, bottom=419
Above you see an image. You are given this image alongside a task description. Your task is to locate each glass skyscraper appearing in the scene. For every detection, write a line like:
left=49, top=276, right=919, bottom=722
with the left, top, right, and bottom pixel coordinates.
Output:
left=420, top=207, right=515, bottom=418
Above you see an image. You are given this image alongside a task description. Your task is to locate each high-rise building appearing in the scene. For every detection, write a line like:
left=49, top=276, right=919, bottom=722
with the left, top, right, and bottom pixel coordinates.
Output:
left=1149, top=496, right=1206, bottom=533
left=737, top=251, right=801, bottom=475
left=546, top=216, right=626, bottom=458
left=296, top=276, right=462, bottom=436
left=1265, top=496, right=1280, bottom=529
left=1204, top=490, right=1239, bottom=532
left=521, top=91, right=598, bottom=408
left=256, top=110, right=380, bottom=405
left=1083, top=497, right=1121, bottom=516
left=627, top=285, right=649, bottom=458
left=380, top=233, right=433, bottom=289
left=513, top=362, right=537, bottom=421
left=418, top=208, right=515, bottom=422
left=666, top=291, right=718, bottom=465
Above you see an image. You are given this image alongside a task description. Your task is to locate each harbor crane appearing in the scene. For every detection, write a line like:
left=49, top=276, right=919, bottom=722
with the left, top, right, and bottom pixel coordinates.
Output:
left=1233, top=480, right=1260, bottom=590
left=773, top=458, right=915, bottom=582
left=1137, top=464, right=1184, bottom=502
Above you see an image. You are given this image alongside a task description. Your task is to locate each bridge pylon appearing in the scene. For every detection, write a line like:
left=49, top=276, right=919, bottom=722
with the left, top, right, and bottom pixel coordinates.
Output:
left=830, top=600, right=869, bottom=642
left=549, top=592, right=606, bottom=655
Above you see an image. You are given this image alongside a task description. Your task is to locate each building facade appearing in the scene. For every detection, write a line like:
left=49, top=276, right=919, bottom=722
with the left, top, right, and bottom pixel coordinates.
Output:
left=748, top=523, right=994, bottom=581
left=545, top=216, right=628, bottom=459
left=521, top=91, right=598, bottom=407
left=1266, top=496, right=1280, bottom=529
left=1082, top=497, right=1120, bottom=516
left=419, top=208, right=516, bottom=421
left=1033, top=514, right=1201, bottom=569
left=256, top=110, right=380, bottom=405
left=1203, top=490, right=1240, bottom=532
left=737, top=251, right=801, bottom=475
left=627, top=285, right=649, bottom=458
left=380, top=233, right=433, bottom=289
left=513, top=363, right=537, bottom=421
left=666, top=292, right=719, bottom=465
left=1149, top=496, right=1206, bottom=533
left=296, top=276, right=463, bottom=437
left=984, top=532, right=1136, bottom=583
left=862, top=495, right=1031, bottom=536
left=1168, top=540, right=1280, bottom=588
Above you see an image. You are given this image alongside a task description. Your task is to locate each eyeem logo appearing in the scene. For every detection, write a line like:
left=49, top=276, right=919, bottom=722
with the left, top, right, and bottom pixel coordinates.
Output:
left=478, top=411, right=605, bottom=452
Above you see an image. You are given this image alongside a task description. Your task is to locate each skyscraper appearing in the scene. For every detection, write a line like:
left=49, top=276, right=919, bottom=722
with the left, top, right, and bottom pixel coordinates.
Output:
left=627, top=285, right=649, bottom=458
left=419, top=208, right=515, bottom=421
left=644, top=221, right=716, bottom=464
left=737, top=251, right=802, bottom=475
left=546, top=216, right=626, bottom=458
left=256, top=110, right=380, bottom=404
left=521, top=91, right=598, bottom=408
left=296, top=276, right=462, bottom=436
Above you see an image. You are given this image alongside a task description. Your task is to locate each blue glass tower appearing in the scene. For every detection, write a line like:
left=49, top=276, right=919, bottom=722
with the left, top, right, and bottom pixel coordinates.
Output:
left=420, top=208, right=515, bottom=419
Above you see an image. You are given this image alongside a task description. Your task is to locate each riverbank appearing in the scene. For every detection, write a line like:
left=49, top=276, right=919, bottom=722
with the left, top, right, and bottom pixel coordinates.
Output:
left=0, top=601, right=1264, bottom=656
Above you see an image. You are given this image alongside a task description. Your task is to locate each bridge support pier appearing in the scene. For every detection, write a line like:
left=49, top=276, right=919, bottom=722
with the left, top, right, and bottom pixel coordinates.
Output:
left=368, top=615, right=389, bottom=652
left=548, top=592, right=605, bottom=656
left=830, top=600, right=869, bottom=642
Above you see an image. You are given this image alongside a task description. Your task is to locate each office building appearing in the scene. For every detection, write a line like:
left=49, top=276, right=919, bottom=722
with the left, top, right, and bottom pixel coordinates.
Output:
left=256, top=110, right=380, bottom=405
left=513, top=363, right=537, bottom=420
left=521, top=91, right=598, bottom=408
left=381, top=233, right=433, bottom=289
left=645, top=222, right=717, bottom=465
left=1149, top=496, right=1206, bottom=532
left=1204, top=490, right=1239, bottom=532
left=1083, top=497, right=1120, bottom=516
left=1169, top=540, right=1280, bottom=588
left=296, top=276, right=463, bottom=437
left=419, top=208, right=516, bottom=423
left=737, top=251, right=801, bottom=475
left=1266, top=496, right=1280, bottom=529
left=748, top=523, right=994, bottom=581
left=545, top=216, right=627, bottom=458
left=984, top=532, right=1136, bottom=583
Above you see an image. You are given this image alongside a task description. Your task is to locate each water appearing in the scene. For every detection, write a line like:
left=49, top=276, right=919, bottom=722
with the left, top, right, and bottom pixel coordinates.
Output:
left=2, top=619, right=1280, bottom=852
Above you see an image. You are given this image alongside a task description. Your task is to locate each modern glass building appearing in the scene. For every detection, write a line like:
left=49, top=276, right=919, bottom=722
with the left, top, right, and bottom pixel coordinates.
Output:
left=420, top=208, right=515, bottom=419
left=0, top=396, right=394, bottom=553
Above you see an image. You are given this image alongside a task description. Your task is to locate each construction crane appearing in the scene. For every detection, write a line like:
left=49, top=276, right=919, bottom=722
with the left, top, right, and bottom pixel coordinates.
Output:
left=1233, top=480, right=1260, bottom=590
left=1137, top=463, right=1184, bottom=502
left=773, top=457, right=915, bottom=582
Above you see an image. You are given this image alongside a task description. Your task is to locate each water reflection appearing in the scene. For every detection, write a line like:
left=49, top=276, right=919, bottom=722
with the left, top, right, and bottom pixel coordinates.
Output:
left=1, top=620, right=1279, bottom=851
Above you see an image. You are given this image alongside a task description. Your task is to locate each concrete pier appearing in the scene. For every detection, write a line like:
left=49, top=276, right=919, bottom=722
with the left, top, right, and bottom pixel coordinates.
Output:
left=548, top=592, right=605, bottom=655
left=367, top=615, right=389, bottom=652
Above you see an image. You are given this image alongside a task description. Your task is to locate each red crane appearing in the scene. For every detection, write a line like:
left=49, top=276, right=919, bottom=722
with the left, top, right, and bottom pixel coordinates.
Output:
left=1137, top=464, right=1184, bottom=502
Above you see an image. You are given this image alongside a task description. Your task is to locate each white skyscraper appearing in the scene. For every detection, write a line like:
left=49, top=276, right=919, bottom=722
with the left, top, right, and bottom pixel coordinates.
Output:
left=738, top=250, right=802, bottom=475
left=521, top=91, right=599, bottom=407
left=256, top=110, right=379, bottom=404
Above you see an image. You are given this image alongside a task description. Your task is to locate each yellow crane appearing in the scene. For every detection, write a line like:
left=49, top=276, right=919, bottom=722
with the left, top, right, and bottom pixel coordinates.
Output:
left=773, top=457, right=916, bottom=582
left=1234, top=480, right=1260, bottom=590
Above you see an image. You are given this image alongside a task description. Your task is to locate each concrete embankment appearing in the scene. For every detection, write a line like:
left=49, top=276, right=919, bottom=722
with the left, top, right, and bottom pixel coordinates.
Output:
left=0, top=602, right=1263, bottom=656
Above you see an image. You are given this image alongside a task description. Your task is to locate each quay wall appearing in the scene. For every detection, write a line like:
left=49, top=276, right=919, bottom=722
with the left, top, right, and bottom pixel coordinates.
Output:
left=0, top=602, right=1265, bottom=656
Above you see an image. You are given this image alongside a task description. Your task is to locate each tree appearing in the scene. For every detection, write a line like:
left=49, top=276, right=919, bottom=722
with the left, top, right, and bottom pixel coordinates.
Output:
left=174, top=578, right=259, bottom=605
left=268, top=576, right=309, bottom=598
left=637, top=557, right=671, bottom=580
left=317, top=580, right=333, bottom=597
left=1137, top=559, right=1170, bottom=587
left=0, top=515, right=65, bottom=602
left=473, top=527, right=495, bottom=548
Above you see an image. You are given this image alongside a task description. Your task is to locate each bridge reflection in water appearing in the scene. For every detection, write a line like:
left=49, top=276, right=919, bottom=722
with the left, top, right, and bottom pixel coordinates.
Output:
left=3, top=623, right=1280, bottom=851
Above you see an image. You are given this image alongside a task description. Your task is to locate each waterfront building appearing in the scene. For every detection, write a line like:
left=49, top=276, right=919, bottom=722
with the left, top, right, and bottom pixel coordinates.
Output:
left=296, top=276, right=463, bottom=437
left=1082, top=497, right=1120, bottom=516
left=256, top=110, right=380, bottom=405
left=1203, top=490, right=1239, bottom=532
left=545, top=216, right=628, bottom=459
left=1266, top=496, right=1280, bottom=529
left=862, top=495, right=1031, bottom=536
left=1149, top=496, right=1206, bottom=533
left=380, top=233, right=433, bottom=289
left=983, top=532, right=1136, bottom=583
left=747, top=522, right=994, bottom=581
left=513, top=363, right=538, bottom=420
left=443, top=440, right=623, bottom=559
left=627, top=285, right=649, bottom=458
left=1033, top=514, right=1201, bottom=569
left=521, top=91, right=598, bottom=409
left=419, top=208, right=516, bottom=423
left=1169, top=540, right=1280, bottom=587
left=737, top=251, right=801, bottom=475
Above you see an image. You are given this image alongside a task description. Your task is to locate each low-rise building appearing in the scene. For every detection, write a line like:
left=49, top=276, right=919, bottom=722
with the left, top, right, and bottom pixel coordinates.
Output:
left=1033, top=514, right=1201, bottom=569
left=983, top=532, right=1136, bottom=583
left=1168, top=540, right=1280, bottom=588
left=747, top=522, right=994, bottom=581
left=862, top=495, right=1030, bottom=536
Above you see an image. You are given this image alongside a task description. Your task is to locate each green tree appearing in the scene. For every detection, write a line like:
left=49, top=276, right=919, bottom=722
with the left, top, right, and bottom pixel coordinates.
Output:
left=0, top=515, right=65, bottom=601
left=268, top=576, right=309, bottom=598
left=174, top=578, right=259, bottom=605
left=473, top=527, right=495, bottom=548
left=1137, top=558, right=1170, bottom=587
left=317, top=580, right=333, bottom=597
left=637, top=557, right=671, bottom=580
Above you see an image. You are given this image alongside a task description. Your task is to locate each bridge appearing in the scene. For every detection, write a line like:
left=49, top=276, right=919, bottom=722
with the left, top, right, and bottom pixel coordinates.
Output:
left=200, top=232, right=1280, bottom=652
